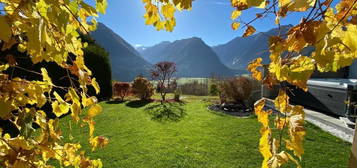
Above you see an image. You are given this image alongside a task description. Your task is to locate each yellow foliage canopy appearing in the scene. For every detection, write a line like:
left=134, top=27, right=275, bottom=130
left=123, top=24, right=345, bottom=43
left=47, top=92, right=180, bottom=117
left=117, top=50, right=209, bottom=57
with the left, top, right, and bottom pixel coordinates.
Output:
left=0, top=0, right=108, bottom=167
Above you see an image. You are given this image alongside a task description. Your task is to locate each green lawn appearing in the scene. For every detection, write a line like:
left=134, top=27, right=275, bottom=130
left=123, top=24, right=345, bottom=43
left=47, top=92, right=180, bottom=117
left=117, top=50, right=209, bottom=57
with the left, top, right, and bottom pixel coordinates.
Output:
left=60, top=95, right=351, bottom=168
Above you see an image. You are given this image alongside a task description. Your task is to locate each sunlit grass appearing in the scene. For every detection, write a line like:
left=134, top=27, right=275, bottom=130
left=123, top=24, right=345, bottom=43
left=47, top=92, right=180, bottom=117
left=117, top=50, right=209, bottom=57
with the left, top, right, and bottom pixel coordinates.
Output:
left=59, top=95, right=351, bottom=168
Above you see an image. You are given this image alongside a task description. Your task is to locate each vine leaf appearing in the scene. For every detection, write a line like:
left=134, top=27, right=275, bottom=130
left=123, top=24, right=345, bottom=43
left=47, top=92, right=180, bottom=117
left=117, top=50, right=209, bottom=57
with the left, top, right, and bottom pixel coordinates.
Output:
left=232, top=22, right=241, bottom=30
left=243, top=25, right=256, bottom=37
left=88, top=104, right=103, bottom=118
left=247, top=57, right=263, bottom=80
left=231, top=10, right=242, bottom=20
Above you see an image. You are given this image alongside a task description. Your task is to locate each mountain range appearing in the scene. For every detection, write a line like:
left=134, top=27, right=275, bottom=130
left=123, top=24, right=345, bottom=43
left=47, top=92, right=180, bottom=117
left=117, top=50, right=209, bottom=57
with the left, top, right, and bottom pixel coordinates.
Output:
left=90, top=23, right=297, bottom=81
left=138, top=37, right=241, bottom=77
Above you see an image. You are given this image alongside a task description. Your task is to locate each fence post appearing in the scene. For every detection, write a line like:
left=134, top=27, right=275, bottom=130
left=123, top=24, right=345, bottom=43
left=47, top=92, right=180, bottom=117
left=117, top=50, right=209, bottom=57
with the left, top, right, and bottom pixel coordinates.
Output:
left=349, top=120, right=357, bottom=167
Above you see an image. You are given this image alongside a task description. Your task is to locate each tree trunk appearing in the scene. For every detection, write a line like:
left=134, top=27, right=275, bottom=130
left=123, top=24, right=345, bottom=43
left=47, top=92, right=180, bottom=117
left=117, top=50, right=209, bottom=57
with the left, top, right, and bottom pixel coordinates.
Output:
left=349, top=120, right=357, bottom=167
left=162, top=92, right=166, bottom=101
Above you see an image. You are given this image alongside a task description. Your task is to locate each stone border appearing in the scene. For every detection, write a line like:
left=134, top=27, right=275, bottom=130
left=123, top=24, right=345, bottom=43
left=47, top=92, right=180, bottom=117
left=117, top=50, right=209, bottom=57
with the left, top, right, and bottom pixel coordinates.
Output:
left=207, top=104, right=253, bottom=118
left=264, top=98, right=354, bottom=143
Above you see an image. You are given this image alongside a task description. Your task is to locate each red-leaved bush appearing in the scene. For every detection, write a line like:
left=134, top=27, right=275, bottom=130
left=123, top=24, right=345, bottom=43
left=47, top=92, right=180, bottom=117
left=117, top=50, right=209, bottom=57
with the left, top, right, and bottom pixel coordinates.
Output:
left=113, top=82, right=131, bottom=101
left=219, top=77, right=252, bottom=106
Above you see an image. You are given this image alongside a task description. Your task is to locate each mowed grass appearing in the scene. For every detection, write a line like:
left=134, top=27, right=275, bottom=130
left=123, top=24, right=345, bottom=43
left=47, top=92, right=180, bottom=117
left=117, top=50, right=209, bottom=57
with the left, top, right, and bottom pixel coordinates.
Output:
left=60, top=95, right=351, bottom=168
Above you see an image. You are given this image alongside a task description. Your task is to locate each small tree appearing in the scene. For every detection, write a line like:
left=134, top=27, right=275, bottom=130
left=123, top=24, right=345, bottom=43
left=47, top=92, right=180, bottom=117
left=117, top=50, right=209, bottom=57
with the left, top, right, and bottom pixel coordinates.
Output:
left=209, top=83, right=220, bottom=96
left=131, top=76, right=154, bottom=101
left=151, top=62, right=177, bottom=101
left=113, top=82, right=131, bottom=101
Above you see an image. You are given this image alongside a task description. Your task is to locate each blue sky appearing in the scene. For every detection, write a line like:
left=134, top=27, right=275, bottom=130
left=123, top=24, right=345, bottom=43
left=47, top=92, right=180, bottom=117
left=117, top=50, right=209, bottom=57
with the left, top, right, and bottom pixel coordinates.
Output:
left=96, top=0, right=307, bottom=47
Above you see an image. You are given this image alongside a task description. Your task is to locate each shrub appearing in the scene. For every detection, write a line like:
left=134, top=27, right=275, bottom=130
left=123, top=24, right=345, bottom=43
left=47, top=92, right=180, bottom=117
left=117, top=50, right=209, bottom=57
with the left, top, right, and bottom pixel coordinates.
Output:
left=174, top=89, right=181, bottom=102
left=113, top=82, right=131, bottom=101
left=242, top=75, right=262, bottom=107
left=131, top=76, right=154, bottom=100
left=209, top=83, right=220, bottom=96
left=219, top=77, right=252, bottom=106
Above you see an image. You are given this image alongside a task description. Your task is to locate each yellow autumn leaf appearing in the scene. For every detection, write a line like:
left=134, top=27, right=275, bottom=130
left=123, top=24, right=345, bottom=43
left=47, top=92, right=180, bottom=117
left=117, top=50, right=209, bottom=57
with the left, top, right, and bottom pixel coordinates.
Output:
left=254, top=99, right=272, bottom=128
left=343, top=24, right=357, bottom=51
left=254, top=98, right=274, bottom=167
left=52, top=101, right=70, bottom=117
left=41, top=68, right=52, bottom=85
left=0, top=16, right=11, bottom=42
left=165, top=19, right=176, bottom=32
left=280, top=0, right=315, bottom=11
left=270, top=56, right=314, bottom=91
left=173, top=0, right=193, bottom=10
left=231, top=0, right=266, bottom=9
left=52, top=92, right=70, bottom=117
left=260, top=127, right=273, bottom=168
left=82, top=94, right=98, bottom=107
left=231, top=22, right=240, bottom=30
left=268, top=36, right=284, bottom=61
left=247, top=57, right=263, bottom=81
left=71, top=103, right=81, bottom=122
left=231, top=10, right=241, bottom=20
left=286, top=105, right=306, bottom=159
left=0, top=0, right=108, bottom=167
left=274, top=90, right=290, bottom=113
left=268, top=151, right=290, bottom=168
left=91, top=78, right=100, bottom=94
left=91, top=159, right=103, bottom=168
left=54, top=91, right=65, bottom=103
left=89, top=119, right=95, bottom=137
left=162, top=4, right=176, bottom=19
left=90, top=136, right=109, bottom=151
left=275, top=116, right=287, bottom=130
left=0, top=64, right=9, bottom=72
left=254, top=99, right=265, bottom=115
left=96, top=0, right=107, bottom=14
left=278, top=0, right=292, bottom=7
left=243, top=25, right=256, bottom=37
left=285, top=132, right=305, bottom=159
left=88, top=104, right=102, bottom=118
left=288, top=56, right=315, bottom=90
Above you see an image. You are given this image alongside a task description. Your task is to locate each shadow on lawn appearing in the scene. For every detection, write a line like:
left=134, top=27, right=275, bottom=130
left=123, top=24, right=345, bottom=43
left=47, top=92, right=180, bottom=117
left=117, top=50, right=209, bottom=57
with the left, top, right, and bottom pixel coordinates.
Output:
left=144, top=102, right=186, bottom=122
left=126, top=100, right=152, bottom=108
left=106, top=100, right=126, bottom=104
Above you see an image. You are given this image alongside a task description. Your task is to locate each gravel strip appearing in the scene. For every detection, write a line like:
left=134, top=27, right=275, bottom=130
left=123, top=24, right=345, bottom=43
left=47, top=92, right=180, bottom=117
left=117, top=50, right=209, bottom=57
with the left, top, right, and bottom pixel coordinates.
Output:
left=305, top=114, right=354, bottom=143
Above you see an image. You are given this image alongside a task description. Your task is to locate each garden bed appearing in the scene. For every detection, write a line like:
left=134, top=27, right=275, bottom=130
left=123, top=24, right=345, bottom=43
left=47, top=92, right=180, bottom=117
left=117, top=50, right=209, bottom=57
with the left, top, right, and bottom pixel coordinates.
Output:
left=208, top=103, right=252, bottom=117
